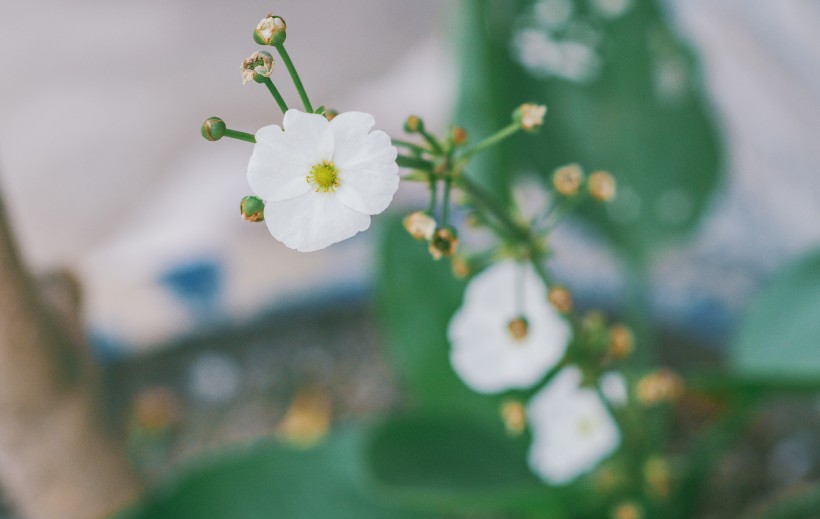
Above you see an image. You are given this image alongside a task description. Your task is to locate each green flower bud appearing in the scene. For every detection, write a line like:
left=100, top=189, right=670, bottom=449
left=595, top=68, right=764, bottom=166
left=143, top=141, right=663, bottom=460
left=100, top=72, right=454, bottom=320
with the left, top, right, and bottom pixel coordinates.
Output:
left=201, top=117, right=226, bottom=141
left=253, top=15, right=287, bottom=46
left=429, top=226, right=458, bottom=260
left=240, top=195, right=265, bottom=222
left=404, top=115, right=424, bottom=134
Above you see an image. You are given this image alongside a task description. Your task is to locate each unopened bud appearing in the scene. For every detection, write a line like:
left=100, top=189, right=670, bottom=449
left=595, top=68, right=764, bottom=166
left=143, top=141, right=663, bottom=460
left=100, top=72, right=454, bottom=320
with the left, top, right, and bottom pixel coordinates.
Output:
left=429, top=227, right=458, bottom=260
left=240, top=50, right=274, bottom=84
left=611, top=501, right=643, bottom=519
left=500, top=400, right=527, bottom=436
left=548, top=286, right=573, bottom=313
left=589, top=171, right=616, bottom=201
left=253, top=14, right=287, bottom=46
left=451, top=255, right=470, bottom=279
left=404, top=115, right=424, bottom=134
left=637, top=369, right=684, bottom=406
left=402, top=211, right=436, bottom=241
left=507, top=316, right=529, bottom=341
left=609, top=324, right=634, bottom=359
left=643, top=456, right=672, bottom=498
left=553, top=163, right=584, bottom=196
left=451, top=126, right=468, bottom=146
left=324, top=109, right=338, bottom=121
left=240, top=195, right=265, bottom=222
left=201, top=117, right=226, bottom=141
left=515, top=103, right=547, bottom=131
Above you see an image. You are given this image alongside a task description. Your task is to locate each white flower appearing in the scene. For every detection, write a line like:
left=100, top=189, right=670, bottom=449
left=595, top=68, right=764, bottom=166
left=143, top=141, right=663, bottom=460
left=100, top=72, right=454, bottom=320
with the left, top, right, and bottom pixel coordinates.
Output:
left=600, top=371, right=628, bottom=407
left=527, top=366, right=621, bottom=485
left=247, top=109, right=399, bottom=252
left=448, top=260, right=571, bottom=393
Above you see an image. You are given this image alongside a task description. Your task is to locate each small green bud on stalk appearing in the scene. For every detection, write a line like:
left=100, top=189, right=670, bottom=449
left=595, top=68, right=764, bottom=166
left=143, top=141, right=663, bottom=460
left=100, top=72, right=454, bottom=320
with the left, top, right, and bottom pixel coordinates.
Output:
left=450, top=126, right=468, bottom=146
left=201, top=117, right=226, bottom=141
left=254, top=14, right=287, bottom=46
left=404, top=115, right=424, bottom=134
left=240, top=195, right=265, bottom=222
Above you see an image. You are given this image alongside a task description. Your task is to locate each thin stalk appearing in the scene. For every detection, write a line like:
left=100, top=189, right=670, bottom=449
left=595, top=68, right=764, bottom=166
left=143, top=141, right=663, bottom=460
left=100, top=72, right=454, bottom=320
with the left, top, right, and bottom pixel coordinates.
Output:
left=457, top=174, right=529, bottom=243
left=418, top=128, right=444, bottom=155
left=262, top=77, right=289, bottom=113
left=427, top=175, right=438, bottom=214
left=397, top=155, right=433, bottom=170
left=458, top=122, right=520, bottom=162
left=224, top=129, right=256, bottom=143
left=275, top=44, right=313, bottom=112
left=441, top=179, right=452, bottom=227
left=392, top=138, right=429, bottom=156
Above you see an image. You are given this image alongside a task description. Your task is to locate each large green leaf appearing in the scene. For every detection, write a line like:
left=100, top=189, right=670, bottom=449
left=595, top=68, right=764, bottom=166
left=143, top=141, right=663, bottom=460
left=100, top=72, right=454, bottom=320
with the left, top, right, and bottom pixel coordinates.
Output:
left=365, top=412, right=571, bottom=517
left=456, top=0, right=723, bottom=260
left=118, top=427, right=425, bottom=519
left=376, top=216, right=493, bottom=415
left=731, top=250, right=820, bottom=383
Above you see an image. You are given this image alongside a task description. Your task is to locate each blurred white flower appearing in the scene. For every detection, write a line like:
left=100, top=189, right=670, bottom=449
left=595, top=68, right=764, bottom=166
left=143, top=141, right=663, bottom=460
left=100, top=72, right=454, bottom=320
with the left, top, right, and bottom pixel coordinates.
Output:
left=448, top=261, right=571, bottom=393
left=247, top=109, right=399, bottom=252
left=600, top=371, right=629, bottom=407
left=527, top=366, right=621, bottom=484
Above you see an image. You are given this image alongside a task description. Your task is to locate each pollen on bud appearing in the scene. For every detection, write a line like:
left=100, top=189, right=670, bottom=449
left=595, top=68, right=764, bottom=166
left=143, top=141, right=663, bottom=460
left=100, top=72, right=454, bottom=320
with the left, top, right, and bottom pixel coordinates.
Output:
left=404, top=115, right=424, bottom=134
left=507, top=316, right=529, bottom=341
left=500, top=400, right=527, bottom=436
left=450, top=126, right=468, bottom=146
left=589, top=171, right=617, bottom=202
left=515, top=103, right=547, bottom=132
left=636, top=369, right=684, bottom=406
left=402, top=211, right=436, bottom=241
left=240, top=50, right=274, bottom=84
left=609, top=324, right=634, bottom=359
left=254, top=14, right=287, bottom=46
left=553, top=163, right=584, bottom=196
left=201, top=117, right=226, bottom=141
left=240, top=195, right=265, bottom=222
left=611, top=501, right=643, bottom=519
left=429, top=227, right=458, bottom=260
left=548, top=286, right=573, bottom=313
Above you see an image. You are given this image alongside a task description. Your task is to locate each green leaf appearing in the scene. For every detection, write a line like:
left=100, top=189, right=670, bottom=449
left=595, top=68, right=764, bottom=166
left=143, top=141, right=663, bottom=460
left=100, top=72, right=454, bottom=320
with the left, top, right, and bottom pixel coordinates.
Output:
left=376, top=216, right=491, bottom=415
left=731, top=250, right=820, bottom=383
left=365, top=412, right=570, bottom=517
left=456, top=0, right=724, bottom=260
left=118, top=427, right=424, bottom=519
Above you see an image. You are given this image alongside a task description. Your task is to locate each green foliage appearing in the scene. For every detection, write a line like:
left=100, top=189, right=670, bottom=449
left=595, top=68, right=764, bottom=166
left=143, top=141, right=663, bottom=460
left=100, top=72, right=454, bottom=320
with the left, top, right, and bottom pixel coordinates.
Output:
left=365, top=413, right=571, bottom=516
left=731, top=249, right=820, bottom=383
left=118, top=427, right=424, bottom=519
left=455, top=0, right=723, bottom=259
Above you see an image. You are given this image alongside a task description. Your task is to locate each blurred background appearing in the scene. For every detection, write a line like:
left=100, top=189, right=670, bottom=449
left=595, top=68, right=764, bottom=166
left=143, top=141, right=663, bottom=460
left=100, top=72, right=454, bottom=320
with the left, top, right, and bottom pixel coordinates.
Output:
left=1, top=0, right=819, bottom=518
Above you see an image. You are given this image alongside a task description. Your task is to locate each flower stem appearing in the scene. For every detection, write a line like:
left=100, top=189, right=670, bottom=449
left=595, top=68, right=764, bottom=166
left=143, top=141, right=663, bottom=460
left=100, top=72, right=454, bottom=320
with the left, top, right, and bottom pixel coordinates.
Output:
left=224, top=129, right=256, bottom=143
left=427, top=174, right=438, bottom=214
left=457, top=174, right=529, bottom=243
left=397, top=155, right=433, bottom=170
left=262, top=77, right=289, bottom=114
left=418, top=128, right=444, bottom=155
left=392, top=138, right=429, bottom=156
left=441, top=178, right=452, bottom=227
left=458, top=121, right=520, bottom=162
left=275, top=44, right=312, bottom=112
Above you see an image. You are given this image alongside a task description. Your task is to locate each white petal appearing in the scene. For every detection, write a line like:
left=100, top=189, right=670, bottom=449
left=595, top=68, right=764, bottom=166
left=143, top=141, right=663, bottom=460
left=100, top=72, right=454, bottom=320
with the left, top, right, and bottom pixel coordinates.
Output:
left=328, top=111, right=376, bottom=168
left=262, top=191, right=371, bottom=252
left=527, top=367, right=621, bottom=484
left=600, top=371, right=629, bottom=407
left=282, top=109, right=334, bottom=164
left=335, top=132, right=399, bottom=215
left=447, top=261, right=571, bottom=393
left=247, top=125, right=311, bottom=201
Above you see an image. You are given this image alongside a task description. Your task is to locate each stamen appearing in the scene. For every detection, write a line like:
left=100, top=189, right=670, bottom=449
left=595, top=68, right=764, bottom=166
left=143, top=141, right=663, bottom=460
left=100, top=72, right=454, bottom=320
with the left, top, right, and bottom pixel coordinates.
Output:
left=306, top=160, right=339, bottom=192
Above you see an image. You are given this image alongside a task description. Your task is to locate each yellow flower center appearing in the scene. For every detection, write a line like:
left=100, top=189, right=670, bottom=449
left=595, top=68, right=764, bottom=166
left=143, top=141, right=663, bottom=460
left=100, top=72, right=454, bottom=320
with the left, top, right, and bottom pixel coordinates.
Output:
left=307, top=160, right=340, bottom=193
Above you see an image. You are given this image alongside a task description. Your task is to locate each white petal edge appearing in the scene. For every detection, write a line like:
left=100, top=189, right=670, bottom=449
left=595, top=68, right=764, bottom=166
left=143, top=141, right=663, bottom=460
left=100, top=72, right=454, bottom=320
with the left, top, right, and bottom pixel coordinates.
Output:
left=248, top=125, right=311, bottom=201
left=282, top=109, right=334, bottom=164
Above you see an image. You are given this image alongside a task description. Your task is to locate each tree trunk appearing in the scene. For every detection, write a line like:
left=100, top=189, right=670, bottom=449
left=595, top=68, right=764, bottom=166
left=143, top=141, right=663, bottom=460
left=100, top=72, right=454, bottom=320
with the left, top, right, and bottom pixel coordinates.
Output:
left=0, top=190, right=142, bottom=519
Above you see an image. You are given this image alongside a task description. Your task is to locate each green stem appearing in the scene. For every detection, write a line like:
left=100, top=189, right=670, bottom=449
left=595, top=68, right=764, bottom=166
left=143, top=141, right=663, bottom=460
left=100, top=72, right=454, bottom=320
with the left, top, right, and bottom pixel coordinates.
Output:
left=397, top=155, right=433, bottom=170
left=392, top=138, right=429, bottom=156
left=458, top=122, right=520, bottom=162
left=441, top=179, right=452, bottom=227
left=223, top=129, right=256, bottom=143
left=262, top=77, right=289, bottom=114
left=457, top=174, right=530, bottom=243
left=418, top=128, right=444, bottom=155
left=275, top=44, right=312, bottom=112
left=427, top=175, right=438, bottom=214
